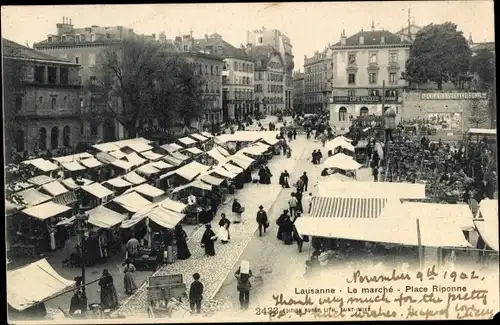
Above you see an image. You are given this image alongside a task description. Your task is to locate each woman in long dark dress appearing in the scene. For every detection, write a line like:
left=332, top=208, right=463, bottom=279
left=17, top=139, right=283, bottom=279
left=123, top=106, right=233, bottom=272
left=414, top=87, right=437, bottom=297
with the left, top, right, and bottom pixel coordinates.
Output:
left=174, top=224, right=191, bottom=260
left=123, top=259, right=138, bottom=295
left=282, top=216, right=294, bottom=245
left=98, top=269, right=118, bottom=310
left=264, top=167, right=272, bottom=184
left=201, top=224, right=216, bottom=256
left=279, top=172, right=285, bottom=187
left=276, top=210, right=289, bottom=241
left=258, top=167, right=267, bottom=184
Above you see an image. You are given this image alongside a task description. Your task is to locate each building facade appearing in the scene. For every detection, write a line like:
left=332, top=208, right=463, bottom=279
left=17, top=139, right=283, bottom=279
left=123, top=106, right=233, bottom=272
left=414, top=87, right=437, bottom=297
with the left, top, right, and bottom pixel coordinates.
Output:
left=246, top=28, right=294, bottom=111
left=303, top=49, right=334, bottom=113
left=329, top=27, right=411, bottom=133
left=3, top=39, right=82, bottom=160
left=246, top=46, right=285, bottom=114
left=33, top=18, right=138, bottom=142
left=293, top=71, right=305, bottom=112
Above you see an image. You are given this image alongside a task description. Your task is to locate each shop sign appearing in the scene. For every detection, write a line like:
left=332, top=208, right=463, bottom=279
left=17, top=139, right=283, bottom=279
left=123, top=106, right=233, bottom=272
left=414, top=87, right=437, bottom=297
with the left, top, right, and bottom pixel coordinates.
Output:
left=332, top=96, right=400, bottom=103
left=420, top=92, right=488, bottom=100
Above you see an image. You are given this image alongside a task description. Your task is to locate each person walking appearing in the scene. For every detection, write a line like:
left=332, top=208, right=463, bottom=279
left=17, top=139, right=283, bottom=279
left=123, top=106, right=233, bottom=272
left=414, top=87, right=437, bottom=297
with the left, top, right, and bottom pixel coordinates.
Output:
left=98, top=269, right=118, bottom=310
left=295, top=190, right=303, bottom=213
left=282, top=215, right=294, bottom=245
left=306, top=128, right=311, bottom=140
left=174, top=224, right=191, bottom=260
left=292, top=129, right=297, bottom=140
left=317, top=149, right=323, bottom=163
left=200, top=224, right=217, bottom=256
left=295, top=177, right=304, bottom=193
left=235, top=261, right=252, bottom=310
left=286, top=145, right=292, bottom=159
left=276, top=210, right=289, bottom=241
left=312, top=150, right=318, bottom=164
left=218, top=213, right=231, bottom=244
left=300, top=172, right=309, bottom=192
left=373, top=166, right=379, bottom=182
left=125, top=233, right=140, bottom=261
left=256, top=205, right=269, bottom=237
left=232, top=199, right=244, bottom=224
left=123, top=259, right=138, bottom=295
left=288, top=193, right=298, bottom=217
left=189, top=273, right=204, bottom=314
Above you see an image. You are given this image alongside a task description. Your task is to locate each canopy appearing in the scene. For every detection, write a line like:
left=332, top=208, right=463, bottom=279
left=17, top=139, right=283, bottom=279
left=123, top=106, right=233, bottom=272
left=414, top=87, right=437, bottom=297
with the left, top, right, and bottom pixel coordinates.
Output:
left=468, top=128, right=496, bottom=136
left=199, top=174, right=225, bottom=186
left=336, top=135, right=353, bottom=143
left=110, top=159, right=134, bottom=171
left=61, top=161, right=86, bottom=172
left=135, top=164, right=161, bottom=177
left=326, top=138, right=355, bottom=152
left=322, top=153, right=361, bottom=170
left=87, top=205, right=127, bottom=228
left=309, top=196, right=390, bottom=219
left=240, top=145, right=267, bottom=156
left=163, top=155, right=183, bottom=166
left=122, top=142, right=153, bottom=153
left=123, top=172, right=147, bottom=185
left=185, top=147, right=204, bottom=155
left=61, top=177, right=94, bottom=190
left=206, top=148, right=228, bottom=165
left=178, top=136, right=197, bottom=146
left=17, top=188, right=51, bottom=206
left=216, top=131, right=279, bottom=144
left=23, top=202, right=71, bottom=220
left=27, top=175, right=54, bottom=186
left=41, top=181, right=69, bottom=197
left=260, top=138, right=279, bottom=146
left=222, top=163, right=244, bottom=175
left=160, top=143, right=183, bottom=153
left=52, top=152, right=93, bottom=163
left=210, top=166, right=239, bottom=179
left=25, top=158, right=59, bottom=172
left=79, top=157, right=104, bottom=169
left=82, top=183, right=114, bottom=199
left=159, top=170, right=176, bottom=180
left=170, top=151, right=190, bottom=161
left=175, top=161, right=209, bottom=181
left=317, top=179, right=426, bottom=199
left=52, top=191, right=77, bottom=206
left=129, top=184, right=165, bottom=199
left=112, top=192, right=152, bottom=213
left=201, top=131, right=214, bottom=138
left=7, top=258, right=75, bottom=311
left=399, top=202, right=474, bottom=231
left=104, top=177, right=133, bottom=188
left=475, top=199, right=499, bottom=251
left=109, top=150, right=127, bottom=159
left=140, top=150, right=164, bottom=161
left=229, top=154, right=255, bottom=169
left=92, top=142, right=123, bottom=152
left=124, top=153, right=146, bottom=166
left=95, top=152, right=116, bottom=164
left=355, top=140, right=369, bottom=149
left=158, top=198, right=187, bottom=213
left=121, top=205, right=184, bottom=229
left=150, top=160, right=173, bottom=170
left=171, top=180, right=212, bottom=193
left=215, top=146, right=231, bottom=157
left=189, top=133, right=208, bottom=142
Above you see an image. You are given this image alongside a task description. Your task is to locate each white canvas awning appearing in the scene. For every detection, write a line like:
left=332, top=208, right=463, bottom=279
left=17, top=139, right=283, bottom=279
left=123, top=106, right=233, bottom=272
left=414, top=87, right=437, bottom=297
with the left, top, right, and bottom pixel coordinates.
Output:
left=17, top=188, right=52, bottom=206
left=82, top=183, right=114, bottom=199
left=61, top=161, right=86, bottom=172
left=163, top=155, right=183, bottom=166
left=25, top=158, right=59, bottom=172
left=150, top=160, right=173, bottom=170
left=124, top=153, right=146, bottom=166
left=123, top=172, right=147, bottom=185
left=92, top=142, right=123, bottom=152
left=400, top=202, right=474, bottom=231
left=135, top=164, right=161, bottom=176
left=129, top=184, right=165, bottom=199
left=160, top=143, right=183, bottom=153
left=52, top=152, right=93, bottom=163
left=215, top=146, right=231, bottom=157
left=260, top=138, right=279, bottom=146
left=112, top=191, right=152, bottom=213
left=158, top=198, right=187, bottom=213
left=79, top=157, right=103, bottom=168
left=27, top=175, right=54, bottom=186
left=122, top=142, right=153, bottom=153
left=326, top=137, right=355, bottom=152
left=240, top=145, right=267, bottom=156
left=322, top=153, right=361, bottom=171
left=210, top=166, right=238, bottom=179
left=468, top=128, right=497, bottom=135
left=140, top=150, right=164, bottom=161
left=475, top=199, right=499, bottom=251
left=206, top=148, right=228, bottom=165
left=201, top=131, right=214, bottom=138
left=171, top=151, right=190, bottom=161
left=189, top=133, right=209, bottom=142
left=109, top=150, right=127, bottom=159
left=146, top=206, right=185, bottom=229
left=223, top=163, right=244, bottom=175
left=229, top=154, right=255, bottom=169
left=178, top=136, right=197, bottom=146
left=61, top=178, right=94, bottom=190
left=110, top=159, right=134, bottom=171
left=41, top=181, right=69, bottom=197
left=175, top=161, right=209, bottom=181
left=23, top=202, right=71, bottom=220
left=200, top=174, right=225, bottom=186
left=317, top=179, right=426, bottom=199
left=104, top=177, right=133, bottom=189
left=184, top=147, right=203, bottom=155
left=95, top=152, right=116, bottom=164
left=87, top=205, right=127, bottom=228
left=171, top=180, right=212, bottom=193
left=7, top=258, right=75, bottom=311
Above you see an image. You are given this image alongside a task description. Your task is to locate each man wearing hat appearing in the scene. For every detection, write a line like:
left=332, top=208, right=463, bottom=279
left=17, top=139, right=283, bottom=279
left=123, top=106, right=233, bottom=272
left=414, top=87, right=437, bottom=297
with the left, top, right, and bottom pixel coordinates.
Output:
left=256, top=205, right=269, bottom=237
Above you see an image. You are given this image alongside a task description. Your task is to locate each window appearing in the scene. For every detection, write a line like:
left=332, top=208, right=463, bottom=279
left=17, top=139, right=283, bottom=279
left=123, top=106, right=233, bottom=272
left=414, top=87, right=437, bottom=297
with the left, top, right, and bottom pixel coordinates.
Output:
left=34, top=66, right=45, bottom=83
left=183, top=44, right=188, bottom=51
left=234, top=61, right=237, bottom=70
left=348, top=53, right=356, bottom=64
left=61, top=35, right=67, bottom=42
left=51, top=98, right=57, bottom=110
left=347, top=89, right=356, bottom=97
left=389, top=52, right=398, bottom=63
left=339, top=107, right=347, bottom=121
left=80, top=121, right=85, bottom=135
left=75, top=57, right=80, bottom=64
left=50, top=126, right=59, bottom=149
left=63, top=126, right=71, bottom=147
left=369, top=72, right=377, bottom=84
left=90, top=122, right=99, bottom=136
left=370, top=89, right=380, bottom=96
left=64, top=96, right=68, bottom=103
left=39, top=128, right=47, bottom=150
left=210, top=65, right=214, bottom=75
left=90, top=76, right=97, bottom=90
left=59, top=67, right=69, bottom=84
left=90, top=34, right=96, bottom=42
left=15, top=96, right=23, bottom=111
left=88, top=53, right=96, bottom=67
left=258, top=37, right=263, bottom=44
left=348, top=73, right=356, bottom=85
left=385, top=89, right=398, bottom=97
left=75, top=35, right=80, bottom=42
left=360, top=107, right=369, bottom=116
left=16, top=130, right=24, bottom=152
left=216, top=66, right=220, bottom=75
left=369, top=52, right=377, bottom=64
left=47, top=67, right=57, bottom=84
left=389, top=72, right=397, bottom=84
left=79, top=98, right=84, bottom=111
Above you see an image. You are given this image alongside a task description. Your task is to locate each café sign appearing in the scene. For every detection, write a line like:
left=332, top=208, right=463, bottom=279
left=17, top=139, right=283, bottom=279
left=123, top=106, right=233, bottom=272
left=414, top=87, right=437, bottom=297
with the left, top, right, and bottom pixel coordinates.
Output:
left=420, top=92, right=488, bottom=100
left=332, top=96, right=399, bottom=103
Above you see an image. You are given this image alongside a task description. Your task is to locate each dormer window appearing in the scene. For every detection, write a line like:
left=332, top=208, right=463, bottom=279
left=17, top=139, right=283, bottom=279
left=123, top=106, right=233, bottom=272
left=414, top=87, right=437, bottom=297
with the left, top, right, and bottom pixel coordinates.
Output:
left=75, top=35, right=81, bottom=42
left=90, top=34, right=96, bottom=42
left=183, top=45, right=189, bottom=52
left=48, top=36, right=53, bottom=42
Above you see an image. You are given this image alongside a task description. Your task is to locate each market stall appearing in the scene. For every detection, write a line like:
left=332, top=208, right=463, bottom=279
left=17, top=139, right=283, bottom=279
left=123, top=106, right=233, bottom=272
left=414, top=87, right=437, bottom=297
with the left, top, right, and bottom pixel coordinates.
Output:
left=52, top=152, right=93, bottom=164
left=158, top=143, right=183, bottom=154
left=135, top=163, right=162, bottom=179
left=86, top=205, right=127, bottom=257
left=206, top=148, right=229, bottom=166
left=80, top=183, right=115, bottom=208
left=123, top=171, right=147, bottom=185
left=123, top=153, right=147, bottom=167
left=22, top=158, right=59, bottom=177
left=109, top=150, right=127, bottom=160
left=173, top=161, right=209, bottom=186
left=60, top=177, right=94, bottom=191
left=103, top=177, right=134, bottom=195
left=321, top=153, right=362, bottom=177
left=108, top=191, right=153, bottom=216
left=176, top=136, right=197, bottom=148
left=316, top=179, right=426, bottom=199
left=121, top=141, right=153, bottom=154
left=140, top=150, right=164, bottom=162
left=15, top=188, right=52, bottom=207
left=126, top=183, right=166, bottom=203
left=474, top=199, right=498, bottom=251
left=109, top=159, right=134, bottom=177
left=60, top=161, right=86, bottom=179
left=91, top=142, right=122, bottom=153
left=27, top=175, right=54, bottom=187
left=182, top=147, right=204, bottom=159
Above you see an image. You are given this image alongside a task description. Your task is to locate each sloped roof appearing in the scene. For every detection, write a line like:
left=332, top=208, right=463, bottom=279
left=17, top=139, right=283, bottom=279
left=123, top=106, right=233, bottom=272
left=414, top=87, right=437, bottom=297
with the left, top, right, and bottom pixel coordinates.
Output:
left=3, top=38, right=75, bottom=64
left=334, top=30, right=409, bottom=46
left=246, top=45, right=282, bottom=69
left=193, top=36, right=251, bottom=60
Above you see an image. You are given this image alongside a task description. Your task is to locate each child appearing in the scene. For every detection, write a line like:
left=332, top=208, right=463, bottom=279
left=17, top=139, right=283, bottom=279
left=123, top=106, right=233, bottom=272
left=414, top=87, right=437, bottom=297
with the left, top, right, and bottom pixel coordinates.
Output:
left=189, top=273, right=204, bottom=314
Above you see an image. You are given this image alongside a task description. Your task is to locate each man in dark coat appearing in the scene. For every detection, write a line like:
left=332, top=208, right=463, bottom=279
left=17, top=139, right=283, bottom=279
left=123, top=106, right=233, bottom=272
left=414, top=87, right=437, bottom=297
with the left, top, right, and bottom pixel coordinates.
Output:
left=276, top=210, right=289, bottom=240
left=292, top=129, right=297, bottom=140
left=189, top=273, right=204, bottom=313
left=312, top=150, right=318, bottom=164
left=300, top=172, right=309, bottom=192
left=256, top=205, right=268, bottom=237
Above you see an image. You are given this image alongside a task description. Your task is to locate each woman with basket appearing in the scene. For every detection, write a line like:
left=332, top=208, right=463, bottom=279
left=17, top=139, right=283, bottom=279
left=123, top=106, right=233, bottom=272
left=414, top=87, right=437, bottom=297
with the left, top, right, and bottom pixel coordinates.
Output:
left=232, top=198, right=244, bottom=224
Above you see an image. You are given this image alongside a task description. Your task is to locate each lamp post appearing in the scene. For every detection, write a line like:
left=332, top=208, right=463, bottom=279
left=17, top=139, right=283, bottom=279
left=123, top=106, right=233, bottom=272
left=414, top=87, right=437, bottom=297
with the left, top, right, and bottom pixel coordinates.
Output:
left=73, top=177, right=89, bottom=313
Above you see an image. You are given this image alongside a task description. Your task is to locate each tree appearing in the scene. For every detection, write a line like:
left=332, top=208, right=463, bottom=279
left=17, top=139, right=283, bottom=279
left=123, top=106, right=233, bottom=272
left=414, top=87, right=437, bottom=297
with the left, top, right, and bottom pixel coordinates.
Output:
left=405, top=22, right=472, bottom=90
left=471, top=49, right=495, bottom=89
left=468, top=99, right=490, bottom=128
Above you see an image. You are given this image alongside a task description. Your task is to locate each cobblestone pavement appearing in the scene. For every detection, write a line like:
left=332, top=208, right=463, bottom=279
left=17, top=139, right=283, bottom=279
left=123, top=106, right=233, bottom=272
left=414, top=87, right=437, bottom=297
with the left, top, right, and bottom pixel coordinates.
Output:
left=115, top=129, right=307, bottom=318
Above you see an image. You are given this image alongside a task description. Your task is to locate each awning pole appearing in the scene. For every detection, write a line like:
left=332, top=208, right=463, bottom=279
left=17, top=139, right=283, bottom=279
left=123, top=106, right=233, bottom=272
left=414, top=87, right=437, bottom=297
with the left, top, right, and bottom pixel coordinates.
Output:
left=416, top=218, right=423, bottom=270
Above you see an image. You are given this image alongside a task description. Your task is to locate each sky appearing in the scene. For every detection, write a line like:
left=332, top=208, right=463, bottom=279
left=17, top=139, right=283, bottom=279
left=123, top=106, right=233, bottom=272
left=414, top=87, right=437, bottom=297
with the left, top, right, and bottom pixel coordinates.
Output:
left=1, top=2, right=495, bottom=69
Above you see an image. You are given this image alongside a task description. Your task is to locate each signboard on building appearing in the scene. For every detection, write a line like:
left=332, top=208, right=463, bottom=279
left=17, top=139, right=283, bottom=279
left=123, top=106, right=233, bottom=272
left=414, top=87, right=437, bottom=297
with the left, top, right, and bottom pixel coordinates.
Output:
left=420, top=92, right=488, bottom=100
left=425, top=112, right=462, bottom=130
left=332, top=96, right=400, bottom=103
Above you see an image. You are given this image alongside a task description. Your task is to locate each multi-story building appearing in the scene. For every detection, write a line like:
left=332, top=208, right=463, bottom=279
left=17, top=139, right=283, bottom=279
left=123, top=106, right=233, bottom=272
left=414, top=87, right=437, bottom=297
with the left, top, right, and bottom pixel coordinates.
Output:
left=293, top=71, right=305, bottom=113
left=33, top=18, right=138, bottom=142
left=246, top=28, right=294, bottom=111
left=246, top=45, right=285, bottom=114
left=329, top=26, right=411, bottom=133
left=160, top=32, right=224, bottom=126
left=3, top=38, right=82, bottom=160
left=303, top=49, right=334, bottom=113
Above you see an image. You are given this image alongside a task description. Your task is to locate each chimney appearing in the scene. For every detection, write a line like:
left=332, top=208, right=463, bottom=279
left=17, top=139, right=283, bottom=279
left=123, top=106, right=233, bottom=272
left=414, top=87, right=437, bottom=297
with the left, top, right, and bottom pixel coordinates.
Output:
left=400, top=33, right=405, bottom=42
left=70, top=18, right=72, bottom=25
left=205, top=34, right=208, bottom=41
left=359, top=29, right=364, bottom=45
left=381, top=29, right=385, bottom=44
left=63, top=17, right=65, bottom=24
left=152, top=33, right=156, bottom=40
left=468, top=32, right=473, bottom=45
left=340, top=29, right=346, bottom=45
